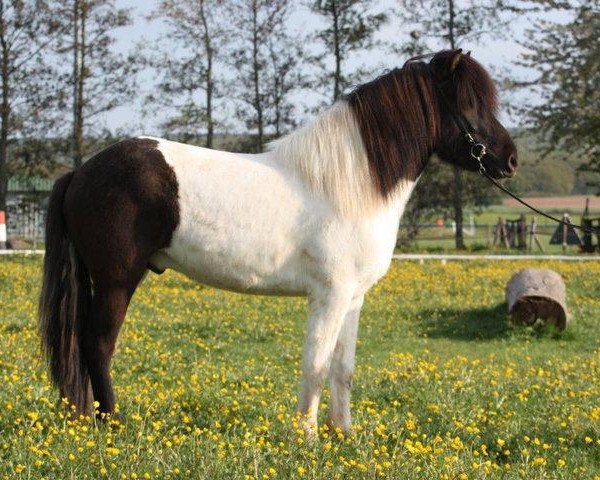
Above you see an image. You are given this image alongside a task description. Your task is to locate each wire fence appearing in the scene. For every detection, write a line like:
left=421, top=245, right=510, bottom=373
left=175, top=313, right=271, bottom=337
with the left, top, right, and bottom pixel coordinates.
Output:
left=397, top=222, right=584, bottom=253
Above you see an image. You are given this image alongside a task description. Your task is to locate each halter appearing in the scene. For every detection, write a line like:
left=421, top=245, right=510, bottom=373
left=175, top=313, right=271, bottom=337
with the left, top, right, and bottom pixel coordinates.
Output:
left=437, top=83, right=599, bottom=236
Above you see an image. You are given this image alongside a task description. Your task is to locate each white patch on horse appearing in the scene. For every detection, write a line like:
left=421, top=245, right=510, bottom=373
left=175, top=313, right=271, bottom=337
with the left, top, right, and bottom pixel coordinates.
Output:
left=268, top=101, right=383, bottom=218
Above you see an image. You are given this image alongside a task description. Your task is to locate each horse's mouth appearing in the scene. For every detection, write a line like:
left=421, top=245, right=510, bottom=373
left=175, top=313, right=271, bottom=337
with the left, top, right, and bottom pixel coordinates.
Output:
left=485, top=163, right=516, bottom=180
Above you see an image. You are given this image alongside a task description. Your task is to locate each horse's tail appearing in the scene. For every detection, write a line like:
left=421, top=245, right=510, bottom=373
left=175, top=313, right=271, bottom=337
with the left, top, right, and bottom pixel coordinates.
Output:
left=39, top=171, right=93, bottom=414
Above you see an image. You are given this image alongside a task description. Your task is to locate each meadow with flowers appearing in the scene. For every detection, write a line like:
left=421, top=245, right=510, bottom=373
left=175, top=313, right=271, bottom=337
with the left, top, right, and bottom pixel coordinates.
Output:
left=1, top=255, right=600, bottom=479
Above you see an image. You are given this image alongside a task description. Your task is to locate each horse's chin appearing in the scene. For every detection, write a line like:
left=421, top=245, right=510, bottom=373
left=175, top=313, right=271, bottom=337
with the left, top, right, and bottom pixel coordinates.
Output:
left=490, top=168, right=516, bottom=180
left=481, top=158, right=513, bottom=179
left=489, top=169, right=508, bottom=179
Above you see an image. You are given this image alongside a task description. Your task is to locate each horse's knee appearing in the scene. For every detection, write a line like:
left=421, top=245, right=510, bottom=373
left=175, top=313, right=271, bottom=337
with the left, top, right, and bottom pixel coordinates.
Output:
left=332, top=370, right=353, bottom=391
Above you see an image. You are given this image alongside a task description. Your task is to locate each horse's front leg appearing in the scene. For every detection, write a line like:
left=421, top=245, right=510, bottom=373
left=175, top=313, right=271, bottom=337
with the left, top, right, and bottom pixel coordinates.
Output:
left=298, top=287, right=353, bottom=436
left=327, top=295, right=363, bottom=435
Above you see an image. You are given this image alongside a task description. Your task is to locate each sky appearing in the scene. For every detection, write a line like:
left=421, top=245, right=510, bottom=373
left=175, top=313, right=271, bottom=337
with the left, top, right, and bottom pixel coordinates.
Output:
left=104, top=0, right=569, bottom=134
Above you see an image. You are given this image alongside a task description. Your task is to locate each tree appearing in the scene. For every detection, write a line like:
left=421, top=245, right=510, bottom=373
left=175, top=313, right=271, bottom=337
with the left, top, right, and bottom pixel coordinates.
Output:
left=227, top=0, right=299, bottom=152
left=55, top=0, right=137, bottom=167
left=308, top=0, right=387, bottom=102
left=395, top=0, right=521, bottom=248
left=265, top=27, right=308, bottom=136
left=147, top=0, right=228, bottom=147
left=401, top=158, right=501, bottom=245
left=0, top=0, right=64, bottom=212
left=516, top=0, right=600, bottom=191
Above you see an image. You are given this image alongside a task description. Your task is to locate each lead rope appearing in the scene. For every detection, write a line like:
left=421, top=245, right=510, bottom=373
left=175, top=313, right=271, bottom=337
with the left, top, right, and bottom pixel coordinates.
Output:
left=467, top=136, right=599, bottom=236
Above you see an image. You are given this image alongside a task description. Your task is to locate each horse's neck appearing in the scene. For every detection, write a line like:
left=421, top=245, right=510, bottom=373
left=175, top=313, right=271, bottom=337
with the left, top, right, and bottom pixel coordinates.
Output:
left=269, top=100, right=424, bottom=220
left=268, top=101, right=384, bottom=218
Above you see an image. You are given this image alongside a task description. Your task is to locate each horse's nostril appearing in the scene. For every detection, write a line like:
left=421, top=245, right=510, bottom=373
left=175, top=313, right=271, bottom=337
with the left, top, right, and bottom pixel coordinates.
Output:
left=508, top=154, right=518, bottom=171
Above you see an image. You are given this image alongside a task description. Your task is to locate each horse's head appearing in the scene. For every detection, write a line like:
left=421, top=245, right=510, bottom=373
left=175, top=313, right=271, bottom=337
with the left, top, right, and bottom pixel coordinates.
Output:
left=429, top=49, right=518, bottom=179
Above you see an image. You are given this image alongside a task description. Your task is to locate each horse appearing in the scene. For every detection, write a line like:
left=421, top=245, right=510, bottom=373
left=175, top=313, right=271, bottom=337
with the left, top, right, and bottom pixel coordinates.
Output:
left=39, top=49, right=518, bottom=435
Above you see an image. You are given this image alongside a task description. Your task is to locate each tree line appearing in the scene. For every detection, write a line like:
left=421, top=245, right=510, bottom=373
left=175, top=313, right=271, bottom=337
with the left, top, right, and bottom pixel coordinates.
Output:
left=0, top=0, right=598, bottom=250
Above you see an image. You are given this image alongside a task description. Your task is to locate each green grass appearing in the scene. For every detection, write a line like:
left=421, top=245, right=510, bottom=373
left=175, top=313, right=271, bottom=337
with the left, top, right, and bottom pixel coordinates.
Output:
left=1, top=255, right=600, bottom=479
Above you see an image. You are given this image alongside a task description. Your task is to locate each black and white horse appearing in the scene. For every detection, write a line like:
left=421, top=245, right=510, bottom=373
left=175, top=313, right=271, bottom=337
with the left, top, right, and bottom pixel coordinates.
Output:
left=39, top=49, right=517, bottom=435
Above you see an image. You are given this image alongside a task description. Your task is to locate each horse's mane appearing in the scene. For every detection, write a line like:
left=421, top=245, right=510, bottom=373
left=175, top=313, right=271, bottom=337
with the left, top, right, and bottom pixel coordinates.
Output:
left=268, top=101, right=379, bottom=217
left=347, top=62, right=439, bottom=198
left=269, top=50, right=498, bottom=217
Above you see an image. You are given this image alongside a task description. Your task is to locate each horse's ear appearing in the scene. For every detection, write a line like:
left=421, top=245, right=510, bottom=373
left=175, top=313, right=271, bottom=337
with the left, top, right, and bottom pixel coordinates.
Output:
left=449, top=49, right=463, bottom=72
left=429, top=48, right=466, bottom=80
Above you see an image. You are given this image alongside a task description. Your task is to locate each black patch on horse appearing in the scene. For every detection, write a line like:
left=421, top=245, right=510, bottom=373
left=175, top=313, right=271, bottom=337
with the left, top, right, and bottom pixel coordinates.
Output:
left=39, top=137, right=180, bottom=417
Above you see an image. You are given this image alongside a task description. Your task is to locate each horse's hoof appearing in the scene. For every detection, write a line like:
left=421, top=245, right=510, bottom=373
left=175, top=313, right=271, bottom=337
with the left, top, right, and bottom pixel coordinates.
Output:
left=325, top=417, right=352, bottom=440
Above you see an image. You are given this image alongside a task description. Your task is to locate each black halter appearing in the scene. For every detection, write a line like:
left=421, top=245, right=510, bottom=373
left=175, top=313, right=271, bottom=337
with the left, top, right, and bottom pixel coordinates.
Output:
left=436, top=83, right=599, bottom=236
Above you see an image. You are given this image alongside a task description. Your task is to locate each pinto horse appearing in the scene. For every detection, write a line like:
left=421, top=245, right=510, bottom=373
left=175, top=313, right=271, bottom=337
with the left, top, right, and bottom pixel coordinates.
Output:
left=39, top=49, right=517, bottom=434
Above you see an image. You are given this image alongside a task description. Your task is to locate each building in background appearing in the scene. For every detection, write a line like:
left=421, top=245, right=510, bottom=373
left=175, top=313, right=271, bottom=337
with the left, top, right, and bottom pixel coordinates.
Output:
left=5, top=177, right=54, bottom=249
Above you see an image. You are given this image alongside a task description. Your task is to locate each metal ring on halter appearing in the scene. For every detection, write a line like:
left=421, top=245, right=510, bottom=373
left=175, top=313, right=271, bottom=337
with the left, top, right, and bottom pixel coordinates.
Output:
left=470, top=143, right=487, bottom=160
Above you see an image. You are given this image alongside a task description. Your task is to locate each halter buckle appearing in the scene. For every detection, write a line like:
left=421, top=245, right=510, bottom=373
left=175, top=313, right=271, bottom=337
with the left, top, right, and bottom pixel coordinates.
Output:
left=477, top=159, right=486, bottom=175
left=470, top=143, right=487, bottom=175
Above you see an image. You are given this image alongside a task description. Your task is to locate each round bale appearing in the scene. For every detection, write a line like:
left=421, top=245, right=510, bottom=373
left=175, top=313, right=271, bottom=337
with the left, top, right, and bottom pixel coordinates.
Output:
left=505, top=268, right=568, bottom=330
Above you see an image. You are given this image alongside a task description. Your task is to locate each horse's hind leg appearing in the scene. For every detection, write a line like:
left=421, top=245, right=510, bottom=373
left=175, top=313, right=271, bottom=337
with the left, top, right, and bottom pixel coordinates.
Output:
left=81, top=280, right=141, bottom=417
left=61, top=137, right=180, bottom=417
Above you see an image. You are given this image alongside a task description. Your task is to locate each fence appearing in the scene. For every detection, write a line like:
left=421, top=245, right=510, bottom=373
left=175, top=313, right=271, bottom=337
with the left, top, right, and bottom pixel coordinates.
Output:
left=397, top=222, right=574, bottom=252
left=5, top=198, right=46, bottom=249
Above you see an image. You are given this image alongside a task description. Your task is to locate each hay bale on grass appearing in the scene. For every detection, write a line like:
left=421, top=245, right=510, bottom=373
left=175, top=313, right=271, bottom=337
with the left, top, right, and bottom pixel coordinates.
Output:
left=505, top=268, right=568, bottom=330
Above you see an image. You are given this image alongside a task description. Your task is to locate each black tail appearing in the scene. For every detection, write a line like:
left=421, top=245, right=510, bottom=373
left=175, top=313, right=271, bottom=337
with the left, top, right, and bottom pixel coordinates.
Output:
left=38, top=171, right=93, bottom=415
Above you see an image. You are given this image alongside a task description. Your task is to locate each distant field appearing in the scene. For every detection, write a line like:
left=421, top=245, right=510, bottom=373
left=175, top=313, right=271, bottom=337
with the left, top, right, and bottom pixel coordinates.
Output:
left=503, top=195, right=600, bottom=210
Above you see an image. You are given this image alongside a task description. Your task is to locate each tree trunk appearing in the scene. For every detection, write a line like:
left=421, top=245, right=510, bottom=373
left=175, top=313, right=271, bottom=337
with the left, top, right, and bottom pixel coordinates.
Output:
left=251, top=0, right=263, bottom=152
left=505, top=268, right=568, bottom=330
left=453, top=166, right=465, bottom=248
left=447, top=0, right=465, bottom=249
left=332, top=0, right=341, bottom=101
left=0, top=0, right=9, bottom=212
left=273, top=70, right=281, bottom=137
left=199, top=0, right=213, bottom=149
left=72, top=0, right=85, bottom=168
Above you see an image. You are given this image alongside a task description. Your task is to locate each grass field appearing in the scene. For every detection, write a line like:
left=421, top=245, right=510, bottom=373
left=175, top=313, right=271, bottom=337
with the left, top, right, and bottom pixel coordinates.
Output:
left=1, top=256, right=600, bottom=479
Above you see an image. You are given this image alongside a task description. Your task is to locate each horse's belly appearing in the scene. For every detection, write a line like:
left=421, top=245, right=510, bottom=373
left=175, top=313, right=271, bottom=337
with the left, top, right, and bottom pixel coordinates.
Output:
left=154, top=191, right=311, bottom=295
left=155, top=241, right=307, bottom=296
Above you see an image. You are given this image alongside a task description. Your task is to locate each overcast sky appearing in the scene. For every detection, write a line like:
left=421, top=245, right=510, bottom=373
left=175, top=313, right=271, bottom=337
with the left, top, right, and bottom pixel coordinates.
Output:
left=104, top=1, right=568, bottom=134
